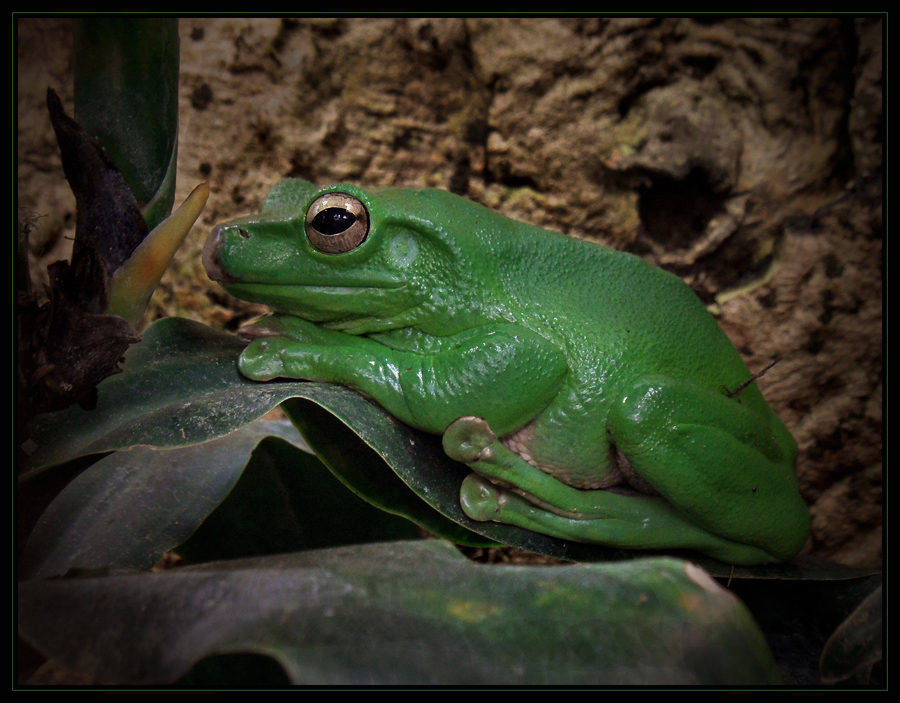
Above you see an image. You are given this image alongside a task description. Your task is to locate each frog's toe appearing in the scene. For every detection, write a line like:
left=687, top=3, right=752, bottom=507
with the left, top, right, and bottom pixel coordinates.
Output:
left=459, top=473, right=502, bottom=521
left=238, top=339, right=286, bottom=380
left=443, top=416, right=497, bottom=463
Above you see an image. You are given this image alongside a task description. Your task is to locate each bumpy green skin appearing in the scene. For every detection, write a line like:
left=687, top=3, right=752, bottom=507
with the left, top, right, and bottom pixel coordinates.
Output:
left=204, top=179, right=810, bottom=564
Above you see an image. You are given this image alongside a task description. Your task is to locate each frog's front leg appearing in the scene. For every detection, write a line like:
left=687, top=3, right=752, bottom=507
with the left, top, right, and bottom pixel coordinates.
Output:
left=238, top=315, right=568, bottom=437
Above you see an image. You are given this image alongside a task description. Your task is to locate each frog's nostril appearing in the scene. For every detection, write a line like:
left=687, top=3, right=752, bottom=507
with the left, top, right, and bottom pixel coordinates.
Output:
left=238, top=227, right=250, bottom=239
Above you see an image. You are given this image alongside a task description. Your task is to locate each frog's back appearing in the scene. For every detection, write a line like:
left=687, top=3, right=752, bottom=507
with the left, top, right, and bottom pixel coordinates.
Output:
left=376, top=187, right=756, bottom=398
left=495, top=220, right=758, bottom=403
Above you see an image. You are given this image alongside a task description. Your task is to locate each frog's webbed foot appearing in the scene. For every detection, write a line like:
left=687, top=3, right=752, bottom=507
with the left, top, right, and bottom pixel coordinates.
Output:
left=445, top=416, right=638, bottom=522
left=239, top=336, right=291, bottom=380
left=443, top=416, right=498, bottom=464
left=237, top=316, right=368, bottom=381
left=444, top=417, right=530, bottom=521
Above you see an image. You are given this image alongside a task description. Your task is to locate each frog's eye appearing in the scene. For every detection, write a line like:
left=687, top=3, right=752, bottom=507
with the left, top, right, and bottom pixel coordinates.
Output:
left=305, top=193, right=370, bottom=254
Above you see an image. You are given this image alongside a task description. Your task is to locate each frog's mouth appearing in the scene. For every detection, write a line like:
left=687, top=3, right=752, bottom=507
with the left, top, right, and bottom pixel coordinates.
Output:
left=203, top=230, right=413, bottom=329
left=223, top=281, right=410, bottom=324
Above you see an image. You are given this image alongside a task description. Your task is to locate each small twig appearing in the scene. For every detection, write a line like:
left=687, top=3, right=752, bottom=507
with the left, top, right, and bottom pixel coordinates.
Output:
left=725, top=358, right=779, bottom=399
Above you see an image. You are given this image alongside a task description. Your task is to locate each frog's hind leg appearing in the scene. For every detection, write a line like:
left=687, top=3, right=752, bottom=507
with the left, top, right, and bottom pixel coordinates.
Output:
left=460, top=473, right=774, bottom=564
left=606, top=378, right=809, bottom=562
left=444, top=416, right=779, bottom=564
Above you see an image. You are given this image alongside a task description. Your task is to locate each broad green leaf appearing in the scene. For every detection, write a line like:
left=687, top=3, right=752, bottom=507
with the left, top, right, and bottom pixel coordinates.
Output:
left=173, top=426, right=421, bottom=565
left=20, top=318, right=294, bottom=474
left=20, top=421, right=301, bottom=578
left=18, top=541, right=784, bottom=685
left=20, top=420, right=419, bottom=579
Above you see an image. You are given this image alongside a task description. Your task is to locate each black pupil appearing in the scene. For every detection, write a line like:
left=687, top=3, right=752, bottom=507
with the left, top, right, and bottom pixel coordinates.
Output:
left=313, top=208, right=356, bottom=235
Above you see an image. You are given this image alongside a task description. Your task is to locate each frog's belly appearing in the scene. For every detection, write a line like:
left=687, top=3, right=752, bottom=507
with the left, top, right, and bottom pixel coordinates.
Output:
left=500, top=420, right=623, bottom=491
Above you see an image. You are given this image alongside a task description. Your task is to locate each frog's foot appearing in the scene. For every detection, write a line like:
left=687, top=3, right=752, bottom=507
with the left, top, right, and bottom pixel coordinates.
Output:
left=446, top=416, right=621, bottom=521
left=240, top=314, right=339, bottom=344
left=238, top=317, right=363, bottom=381
left=459, top=472, right=779, bottom=564
left=443, top=416, right=497, bottom=463
left=237, top=316, right=328, bottom=380
left=459, top=472, right=595, bottom=526
left=444, top=418, right=515, bottom=521
left=239, top=337, right=290, bottom=380
left=459, top=472, right=612, bottom=532
left=459, top=473, right=504, bottom=521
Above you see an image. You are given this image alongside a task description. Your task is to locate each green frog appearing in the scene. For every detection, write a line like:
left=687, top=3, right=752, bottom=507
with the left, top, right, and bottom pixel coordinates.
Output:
left=203, top=179, right=809, bottom=564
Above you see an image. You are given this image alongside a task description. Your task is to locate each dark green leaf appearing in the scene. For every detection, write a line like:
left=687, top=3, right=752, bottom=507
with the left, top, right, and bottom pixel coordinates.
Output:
left=20, top=420, right=420, bottom=579
left=20, top=421, right=300, bottom=578
left=175, top=428, right=421, bottom=564
left=18, top=541, right=784, bottom=685
left=280, top=393, right=497, bottom=548
left=75, top=18, right=180, bottom=230
left=19, top=318, right=489, bottom=547
left=820, top=584, right=883, bottom=685
left=21, top=319, right=288, bottom=474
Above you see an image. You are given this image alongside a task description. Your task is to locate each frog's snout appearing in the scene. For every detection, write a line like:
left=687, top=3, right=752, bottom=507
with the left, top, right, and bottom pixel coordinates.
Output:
left=203, top=225, right=231, bottom=282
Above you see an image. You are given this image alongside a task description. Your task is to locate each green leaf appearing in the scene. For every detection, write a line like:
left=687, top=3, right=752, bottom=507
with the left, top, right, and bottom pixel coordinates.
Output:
left=20, top=318, right=292, bottom=474
left=174, top=427, right=421, bottom=564
left=18, top=542, right=784, bottom=685
left=19, top=318, right=489, bottom=548
left=20, top=421, right=302, bottom=578
left=820, top=584, right=883, bottom=684
left=74, top=18, right=180, bottom=230
left=20, top=420, right=419, bottom=579
left=280, top=392, right=498, bottom=548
